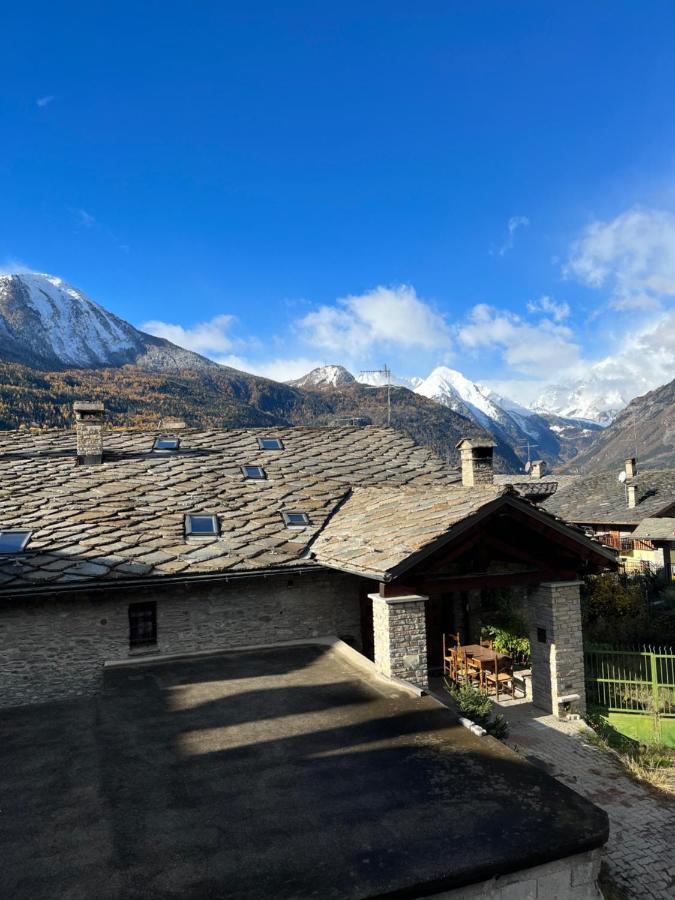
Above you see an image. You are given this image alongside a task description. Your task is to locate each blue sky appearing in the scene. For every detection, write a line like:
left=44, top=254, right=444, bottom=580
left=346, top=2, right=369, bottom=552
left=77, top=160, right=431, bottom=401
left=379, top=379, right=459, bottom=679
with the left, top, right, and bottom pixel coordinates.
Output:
left=2, top=2, right=675, bottom=402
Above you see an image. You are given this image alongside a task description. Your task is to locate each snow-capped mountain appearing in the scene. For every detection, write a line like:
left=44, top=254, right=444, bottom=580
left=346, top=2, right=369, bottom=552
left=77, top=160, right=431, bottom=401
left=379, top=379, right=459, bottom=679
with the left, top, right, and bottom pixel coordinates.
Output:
left=413, top=366, right=603, bottom=467
left=289, top=365, right=356, bottom=388
left=355, top=370, right=421, bottom=389
left=531, top=380, right=626, bottom=426
left=0, top=272, right=217, bottom=372
left=288, top=363, right=602, bottom=468
left=415, top=367, right=502, bottom=428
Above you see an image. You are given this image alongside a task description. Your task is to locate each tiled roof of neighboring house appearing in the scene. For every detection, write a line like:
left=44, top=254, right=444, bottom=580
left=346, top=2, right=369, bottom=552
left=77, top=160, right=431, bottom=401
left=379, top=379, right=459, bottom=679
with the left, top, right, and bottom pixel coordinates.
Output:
left=632, top=517, right=675, bottom=541
left=311, top=484, right=617, bottom=581
left=493, top=473, right=579, bottom=492
left=0, top=426, right=459, bottom=592
left=542, top=470, right=675, bottom=526
left=491, top=479, right=560, bottom=502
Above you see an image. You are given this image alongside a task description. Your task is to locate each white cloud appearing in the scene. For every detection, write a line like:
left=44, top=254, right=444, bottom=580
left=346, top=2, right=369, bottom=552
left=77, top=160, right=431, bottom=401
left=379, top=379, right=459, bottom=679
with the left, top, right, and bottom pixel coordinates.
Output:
left=297, top=284, right=452, bottom=355
left=586, top=309, right=675, bottom=400
left=526, top=295, right=570, bottom=322
left=458, top=303, right=581, bottom=378
left=566, top=206, right=675, bottom=310
left=75, top=209, right=96, bottom=228
left=217, top=355, right=325, bottom=382
left=0, top=258, right=33, bottom=275
left=495, top=215, right=530, bottom=256
left=142, top=314, right=238, bottom=355
left=36, top=95, right=55, bottom=108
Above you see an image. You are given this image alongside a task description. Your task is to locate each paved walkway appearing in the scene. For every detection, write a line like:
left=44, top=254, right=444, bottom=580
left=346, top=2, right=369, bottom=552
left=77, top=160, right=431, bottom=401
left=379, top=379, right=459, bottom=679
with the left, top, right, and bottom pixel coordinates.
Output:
left=501, top=703, right=675, bottom=900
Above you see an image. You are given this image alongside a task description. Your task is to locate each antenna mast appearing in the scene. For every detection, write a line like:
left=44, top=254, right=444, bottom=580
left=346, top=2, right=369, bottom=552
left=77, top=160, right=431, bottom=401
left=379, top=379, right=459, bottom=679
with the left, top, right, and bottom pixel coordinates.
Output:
left=359, top=364, right=392, bottom=426
left=515, top=440, right=538, bottom=468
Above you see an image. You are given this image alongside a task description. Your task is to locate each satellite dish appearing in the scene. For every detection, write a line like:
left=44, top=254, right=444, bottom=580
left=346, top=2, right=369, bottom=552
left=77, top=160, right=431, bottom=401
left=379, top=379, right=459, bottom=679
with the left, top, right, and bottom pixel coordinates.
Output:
left=618, top=471, right=627, bottom=483
left=524, top=460, right=531, bottom=473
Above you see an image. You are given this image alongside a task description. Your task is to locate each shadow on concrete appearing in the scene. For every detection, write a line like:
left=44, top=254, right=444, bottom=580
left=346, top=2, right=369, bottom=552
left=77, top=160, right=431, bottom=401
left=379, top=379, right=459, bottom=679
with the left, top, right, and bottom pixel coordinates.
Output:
left=0, top=643, right=609, bottom=900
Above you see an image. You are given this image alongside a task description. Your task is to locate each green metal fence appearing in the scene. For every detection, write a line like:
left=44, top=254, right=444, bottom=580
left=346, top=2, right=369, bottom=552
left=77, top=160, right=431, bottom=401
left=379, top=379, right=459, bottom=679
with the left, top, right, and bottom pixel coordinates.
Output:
left=584, top=646, right=675, bottom=747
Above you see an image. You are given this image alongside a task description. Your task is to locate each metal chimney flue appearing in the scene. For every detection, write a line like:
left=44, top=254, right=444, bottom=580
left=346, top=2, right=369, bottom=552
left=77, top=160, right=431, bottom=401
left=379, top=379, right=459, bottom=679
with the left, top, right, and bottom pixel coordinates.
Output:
left=73, top=401, right=105, bottom=465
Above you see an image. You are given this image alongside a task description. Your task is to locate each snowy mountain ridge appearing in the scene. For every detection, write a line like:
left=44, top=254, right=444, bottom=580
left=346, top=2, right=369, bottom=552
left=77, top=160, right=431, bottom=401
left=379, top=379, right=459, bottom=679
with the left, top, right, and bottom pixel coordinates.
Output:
left=290, top=363, right=604, bottom=468
left=531, top=379, right=626, bottom=426
left=0, top=272, right=218, bottom=373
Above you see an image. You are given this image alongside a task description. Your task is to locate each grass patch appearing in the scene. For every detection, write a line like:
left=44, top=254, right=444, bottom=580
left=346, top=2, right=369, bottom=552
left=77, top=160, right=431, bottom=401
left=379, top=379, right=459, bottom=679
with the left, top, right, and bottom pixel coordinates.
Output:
left=585, top=711, right=675, bottom=796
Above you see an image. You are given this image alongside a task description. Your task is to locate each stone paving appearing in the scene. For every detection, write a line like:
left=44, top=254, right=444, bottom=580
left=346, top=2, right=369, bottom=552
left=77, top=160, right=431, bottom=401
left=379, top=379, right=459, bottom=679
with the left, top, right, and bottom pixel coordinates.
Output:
left=501, top=703, right=675, bottom=900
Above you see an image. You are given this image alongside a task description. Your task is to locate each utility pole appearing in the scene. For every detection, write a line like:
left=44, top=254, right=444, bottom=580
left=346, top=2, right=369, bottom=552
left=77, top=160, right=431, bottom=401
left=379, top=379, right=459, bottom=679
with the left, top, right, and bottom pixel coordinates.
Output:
left=359, top=365, right=392, bottom=426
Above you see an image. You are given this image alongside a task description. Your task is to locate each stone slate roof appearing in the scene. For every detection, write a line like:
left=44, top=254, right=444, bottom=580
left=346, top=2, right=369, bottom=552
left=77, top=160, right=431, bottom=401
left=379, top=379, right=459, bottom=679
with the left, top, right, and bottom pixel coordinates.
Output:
left=0, top=426, right=458, bottom=592
left=542, top=469, right=675, bottom=526
left=311, top=485, right=508, bottom=580
left=493, top=473, right=579, bottom=491
left=311, top=484, right=616, bottom=581
left=632, top=517, right=675, bottom=541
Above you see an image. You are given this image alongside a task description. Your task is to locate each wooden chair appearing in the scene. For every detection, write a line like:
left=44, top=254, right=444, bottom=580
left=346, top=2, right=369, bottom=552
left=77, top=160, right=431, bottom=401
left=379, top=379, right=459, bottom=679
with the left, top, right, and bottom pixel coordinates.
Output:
left=466, top=655, right=485, bottom=689
left=442, top=633, right=456, bottom=677
left=480, top=638, right=493, bottom=649
left=484, top=656, right=516, bottom=701
left=452, top=647, right=474, bottom=685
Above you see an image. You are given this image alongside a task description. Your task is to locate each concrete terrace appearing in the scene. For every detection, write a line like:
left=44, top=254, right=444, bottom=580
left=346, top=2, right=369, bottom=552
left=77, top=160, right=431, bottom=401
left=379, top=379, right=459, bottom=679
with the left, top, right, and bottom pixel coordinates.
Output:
left=0, top=643, right=607, bottom=900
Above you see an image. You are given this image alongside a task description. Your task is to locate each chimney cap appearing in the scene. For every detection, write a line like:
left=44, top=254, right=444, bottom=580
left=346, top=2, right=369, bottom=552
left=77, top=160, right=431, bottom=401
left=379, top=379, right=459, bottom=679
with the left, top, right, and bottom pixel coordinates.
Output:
left=455, top=437, right=497, bottom=451
left=73, top=401, right=105, bottom=414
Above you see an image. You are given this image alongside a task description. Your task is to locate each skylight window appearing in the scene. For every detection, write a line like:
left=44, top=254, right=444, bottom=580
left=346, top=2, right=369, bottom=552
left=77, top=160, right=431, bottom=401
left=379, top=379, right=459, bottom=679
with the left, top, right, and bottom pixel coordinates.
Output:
left=257, top=438, right=284, bottom=450
left=185, top=514, right=219, bottom=537
left=242, top=465, right=266, bottom=480
left=0, top=530, right=32, bottom=553
left=282, top=512, right=310, bottom=527
left=153, top=437, right=180, bottom=451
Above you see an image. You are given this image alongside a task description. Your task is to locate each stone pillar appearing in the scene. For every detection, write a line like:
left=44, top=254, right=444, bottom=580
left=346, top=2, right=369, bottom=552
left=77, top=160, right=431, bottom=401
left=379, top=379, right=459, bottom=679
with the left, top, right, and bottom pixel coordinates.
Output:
left=369, top=592, right=429, bottom=688
left=528, top=581, right=586, bottom=717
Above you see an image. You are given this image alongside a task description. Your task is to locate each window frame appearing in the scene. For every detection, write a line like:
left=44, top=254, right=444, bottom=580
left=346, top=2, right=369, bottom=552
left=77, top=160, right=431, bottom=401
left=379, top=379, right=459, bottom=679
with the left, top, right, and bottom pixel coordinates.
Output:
left=128, top=601, right=157, bottom=647
left=242, top=464, right=266, bottom=480
left=153, top=436, right=181, bottom=452
left=257, top=438, right=284, bottom=450
left=282, top=511, right=310, bottom=527
left=184, top=513, right=220, bottom=538
left=0, top=530, right=32, bottom=554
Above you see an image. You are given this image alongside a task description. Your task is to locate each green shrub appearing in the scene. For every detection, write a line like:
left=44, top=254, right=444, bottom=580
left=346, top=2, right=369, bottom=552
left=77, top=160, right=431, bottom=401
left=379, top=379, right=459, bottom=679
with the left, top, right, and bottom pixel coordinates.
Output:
left=481, top=624, right=530, bottom=663
left=444, top=679, right=510, bottom=739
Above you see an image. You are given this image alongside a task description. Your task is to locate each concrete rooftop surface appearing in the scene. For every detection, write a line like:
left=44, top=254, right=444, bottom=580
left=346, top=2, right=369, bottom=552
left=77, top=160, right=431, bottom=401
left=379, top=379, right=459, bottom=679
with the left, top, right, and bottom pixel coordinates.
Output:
left=0, top=643, right=608, bottom=900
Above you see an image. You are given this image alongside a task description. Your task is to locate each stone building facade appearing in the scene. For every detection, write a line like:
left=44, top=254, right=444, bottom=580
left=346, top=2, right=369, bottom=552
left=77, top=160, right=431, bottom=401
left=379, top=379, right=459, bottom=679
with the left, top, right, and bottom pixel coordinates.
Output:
left=0, top=570, right=363, bottom=708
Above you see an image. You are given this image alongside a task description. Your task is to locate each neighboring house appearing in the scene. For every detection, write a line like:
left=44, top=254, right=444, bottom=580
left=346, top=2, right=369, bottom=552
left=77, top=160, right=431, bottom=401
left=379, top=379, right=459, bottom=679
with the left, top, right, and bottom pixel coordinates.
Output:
left=0, top=406, right=616, bottom=716
left=542, top=458, right=675, bottom=575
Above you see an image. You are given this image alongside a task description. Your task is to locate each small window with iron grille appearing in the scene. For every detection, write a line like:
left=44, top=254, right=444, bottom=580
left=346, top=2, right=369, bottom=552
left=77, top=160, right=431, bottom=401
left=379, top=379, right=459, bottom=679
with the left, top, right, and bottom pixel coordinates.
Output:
left=129, top=602, right=157, bottom=647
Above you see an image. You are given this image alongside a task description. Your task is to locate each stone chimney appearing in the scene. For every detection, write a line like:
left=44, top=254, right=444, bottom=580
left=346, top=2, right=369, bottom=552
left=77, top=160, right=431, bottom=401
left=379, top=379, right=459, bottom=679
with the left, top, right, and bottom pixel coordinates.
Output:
left=531, top=459, right=547, bottom=479
left=73, top=401, right=105, bottom=465
left=625, top=457, right=637, bottom=479
left=456, top=438, right=496, bottom=487
left=627, top=483, right=638, bottom=509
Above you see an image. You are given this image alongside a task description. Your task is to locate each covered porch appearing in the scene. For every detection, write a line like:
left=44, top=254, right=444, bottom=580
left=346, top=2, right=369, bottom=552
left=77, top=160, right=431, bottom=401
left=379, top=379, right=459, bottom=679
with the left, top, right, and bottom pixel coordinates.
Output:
left=311, top=485, right=617, bottom=717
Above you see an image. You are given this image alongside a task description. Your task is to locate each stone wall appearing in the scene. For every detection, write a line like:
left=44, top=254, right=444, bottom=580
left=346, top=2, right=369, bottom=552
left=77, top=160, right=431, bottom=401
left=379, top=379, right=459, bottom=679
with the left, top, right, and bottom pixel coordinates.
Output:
left=528, top=580, right=586, bottom=716
left=0, top=570, right=362, bottom=709
left=370, top=593, right=429, bottom=688
left=428, top=848, right=602, bottom=899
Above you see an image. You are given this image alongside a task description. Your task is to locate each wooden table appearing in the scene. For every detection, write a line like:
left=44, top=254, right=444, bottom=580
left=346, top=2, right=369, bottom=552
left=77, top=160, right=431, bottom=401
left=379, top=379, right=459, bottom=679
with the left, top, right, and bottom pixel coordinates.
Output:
left=459, top=644, right=510, bottom=667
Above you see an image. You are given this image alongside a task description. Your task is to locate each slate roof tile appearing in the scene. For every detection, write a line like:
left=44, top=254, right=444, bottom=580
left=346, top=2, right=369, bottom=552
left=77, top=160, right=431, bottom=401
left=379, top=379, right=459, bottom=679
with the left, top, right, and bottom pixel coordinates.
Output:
left=542, top=470, right=675, bottom=525
left=0, top=425, right=457, bottom=590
